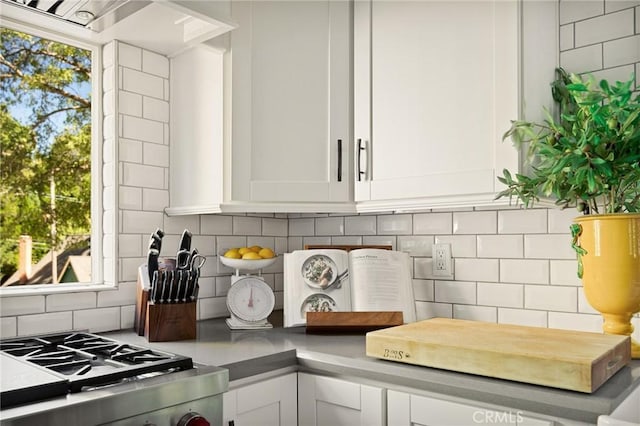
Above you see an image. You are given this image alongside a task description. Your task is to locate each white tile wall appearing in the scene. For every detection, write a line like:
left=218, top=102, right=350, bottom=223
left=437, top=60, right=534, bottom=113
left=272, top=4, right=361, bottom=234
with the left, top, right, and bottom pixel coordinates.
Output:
left=575, top=9, right=634, bottom=47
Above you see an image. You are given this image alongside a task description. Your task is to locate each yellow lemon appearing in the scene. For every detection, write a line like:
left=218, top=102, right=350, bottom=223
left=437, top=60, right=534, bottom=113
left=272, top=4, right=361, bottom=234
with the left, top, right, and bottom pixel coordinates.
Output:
left=258, top=248, right=275, bottom=259
left=238, top=247, right=252, bottom=255
left=223, top=249, right=241, bottom=259
left=242, top=251, right=262, bottom=260
left=249, top=245, right=262, bottom=253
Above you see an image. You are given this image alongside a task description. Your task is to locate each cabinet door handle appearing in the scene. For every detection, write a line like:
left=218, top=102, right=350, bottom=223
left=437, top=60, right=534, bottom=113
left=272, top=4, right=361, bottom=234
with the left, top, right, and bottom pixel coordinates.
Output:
left=337, top=139, right=343, bottom=182
left=357, top=138, right=366, bottom=181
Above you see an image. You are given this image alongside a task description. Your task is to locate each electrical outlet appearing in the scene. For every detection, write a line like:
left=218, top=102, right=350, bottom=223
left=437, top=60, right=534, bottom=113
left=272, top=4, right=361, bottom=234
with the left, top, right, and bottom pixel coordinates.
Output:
left=432, top=243, right=453, bottom=278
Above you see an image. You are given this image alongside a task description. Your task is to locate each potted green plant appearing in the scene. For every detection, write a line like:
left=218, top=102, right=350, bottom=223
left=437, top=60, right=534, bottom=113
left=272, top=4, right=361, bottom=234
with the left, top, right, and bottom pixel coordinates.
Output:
left=496, top=68, right=640, bottom=358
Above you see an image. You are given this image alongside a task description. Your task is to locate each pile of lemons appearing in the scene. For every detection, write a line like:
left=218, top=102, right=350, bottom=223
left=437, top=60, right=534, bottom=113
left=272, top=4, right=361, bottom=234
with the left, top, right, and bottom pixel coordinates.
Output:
left=223, top=245, right=276, bottom=260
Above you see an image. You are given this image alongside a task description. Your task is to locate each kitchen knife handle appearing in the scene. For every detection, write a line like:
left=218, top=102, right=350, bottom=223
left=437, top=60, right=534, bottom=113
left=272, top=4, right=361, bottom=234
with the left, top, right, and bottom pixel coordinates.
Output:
left=357, top=138, right=367, bottom=181
left=337, top=139, right=342, bottom=182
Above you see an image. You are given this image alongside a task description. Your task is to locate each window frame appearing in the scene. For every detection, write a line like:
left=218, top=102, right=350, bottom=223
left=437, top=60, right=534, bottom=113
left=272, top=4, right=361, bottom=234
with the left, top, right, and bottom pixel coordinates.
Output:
left=0, top=18, right=115, bottom=295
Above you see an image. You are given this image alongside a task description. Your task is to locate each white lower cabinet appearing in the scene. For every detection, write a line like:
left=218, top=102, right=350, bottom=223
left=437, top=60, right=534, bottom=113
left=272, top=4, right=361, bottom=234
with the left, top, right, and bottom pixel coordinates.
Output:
left=298, top=372, right=384, bottom=426
left=223, top=373, right=297, bottom=426
left=387, top=389, right=555, bottom=426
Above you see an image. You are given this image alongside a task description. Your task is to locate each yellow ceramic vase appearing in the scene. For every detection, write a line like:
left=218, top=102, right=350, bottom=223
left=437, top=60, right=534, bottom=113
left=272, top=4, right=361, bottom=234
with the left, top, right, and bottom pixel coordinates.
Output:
left=574, top=214, right=640, bottom=359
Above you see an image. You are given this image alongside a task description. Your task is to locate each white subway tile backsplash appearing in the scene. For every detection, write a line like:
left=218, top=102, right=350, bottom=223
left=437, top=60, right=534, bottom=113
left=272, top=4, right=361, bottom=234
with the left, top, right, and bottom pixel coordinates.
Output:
left=119, top=186, right=142, bottom=210
left=345, top=215, right=376, bottom=235
left=377, top=214, right=412, bottom=235
left=74, top=307, right=120, bottom=333
left=121, top=305, right=135, bottom=329
left=434, top=235, right=476, bottom=258
left=560, top=44, right=603, bottom=73
left=119, top=91, right=142, bottom=117
left=122, top=68, right=164, bottom=99
left=289, top=218, right=315, bottom=236
left=477, top=235, right=523, bottom=258
left=414, top=257, right=433, bottom=279
left=548, top=312, right=602, bottom=332
left=605, top=0, right=640, bottom=13
left=47, top=292, right=96, bottom=312
left=195, top=277, right=215, bottom=298
left=1, top=317, right=17, bottom=338
left=413, top=212, right=452, bottom=235
left=453, top=305, right=497, bottom=323
left=262, top=218, right=288, bottom=237
left=119, top=138, right=143, bottom=163
left=121, top=210, right=164, bottom=234
left=1, top=296, right=45, bottom=317
left=525, top=285, right=577, bottom=312
left=415, top=301, right=453, bottom=320
left=575, top=9, right=634, bottom=47
left=398, top=236, right=434, bottom=256
left=498, top=209, right=547, bottom=234
left=118, top=43, right=142, bottom=70
left=122, top=115, right=164, bottom=144
left=98, top=281, right=136, bottom=307
left=548, top=209, right=579, bottom=233
left=122, top=163, right=165, bottom=189
left=143, top=142, right=169, bottom=167
left=560, top=0, right=604, bottom=25
left=435, top=281, right=476, bottom=304
left=142, top=188, right=169, bottom=212
left=302, top=236, right=332, bottom=247
left=199, top=297, right=228, bottom=320
left=233, top=216, right=261, bottom=236
left=18, top=312, right=72, bottom=335
left=315, top=217, right=344, bottom=236
left=143, top=97, right=169, bottom=122
left=413, top=279, right=434, bottom=302
left=604, top=34, right=640, bottom=67
left=560, top=24, right=575, bottom=51
left=477, top=282, right=523, bottom=308
left=164, top=215, right=200, bottom=234
left=455, top=258, right=499, bottom=282
left=591, top=65, right=636, bottom=86
left=362, top=236, right=396, bottom=249
left=202, top=215, right=233, bottom=235
left=550, top=260, right=582, bottom=286
left=453, top=211, right=496, bottom=234
left=524, top=234, right=575, bottom=259
left=119, top=234, right=142, bottom=257
left=142, top=50, right=169, bottom=78
left=331, top=236, right=363, bottom=246
left=215, top=276, right=231, bottom=297
left=500, top=259, right=549, bottom=284
left=498, top=308, right=547, bottom=328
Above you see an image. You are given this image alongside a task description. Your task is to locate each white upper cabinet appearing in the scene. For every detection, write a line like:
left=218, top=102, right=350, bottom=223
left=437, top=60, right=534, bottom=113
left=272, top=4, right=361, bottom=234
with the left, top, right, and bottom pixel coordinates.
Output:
left=167, top=45, right=225, bottom=215
left=354, top=0, right=556, bottom=212
left=226, top=0, right=354, bottom=212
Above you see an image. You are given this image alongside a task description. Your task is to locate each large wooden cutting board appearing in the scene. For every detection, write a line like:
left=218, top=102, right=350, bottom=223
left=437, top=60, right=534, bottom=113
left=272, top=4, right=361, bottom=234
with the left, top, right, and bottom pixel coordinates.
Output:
left=366, top=318, right=631, bottom=393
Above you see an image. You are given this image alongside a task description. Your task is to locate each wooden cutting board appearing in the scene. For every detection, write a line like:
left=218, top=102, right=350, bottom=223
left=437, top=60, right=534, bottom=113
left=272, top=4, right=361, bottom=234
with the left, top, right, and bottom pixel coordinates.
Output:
left=366, top=318, right=631, bottom=393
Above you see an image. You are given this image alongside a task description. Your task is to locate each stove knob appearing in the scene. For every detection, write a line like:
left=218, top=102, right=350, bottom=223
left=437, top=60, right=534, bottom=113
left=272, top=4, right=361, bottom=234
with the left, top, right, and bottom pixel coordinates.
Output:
left=177, top=412, right=210, bottom=426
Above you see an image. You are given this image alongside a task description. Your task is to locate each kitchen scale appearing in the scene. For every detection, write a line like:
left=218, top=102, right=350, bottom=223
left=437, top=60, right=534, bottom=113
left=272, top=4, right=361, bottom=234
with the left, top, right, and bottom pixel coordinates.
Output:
left=219, top=256, right=277, bottom=330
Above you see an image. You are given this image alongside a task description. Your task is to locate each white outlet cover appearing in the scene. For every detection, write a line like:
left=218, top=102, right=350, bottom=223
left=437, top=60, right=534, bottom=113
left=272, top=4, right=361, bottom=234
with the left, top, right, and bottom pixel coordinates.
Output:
left=432, top=243, right=454, bottom=279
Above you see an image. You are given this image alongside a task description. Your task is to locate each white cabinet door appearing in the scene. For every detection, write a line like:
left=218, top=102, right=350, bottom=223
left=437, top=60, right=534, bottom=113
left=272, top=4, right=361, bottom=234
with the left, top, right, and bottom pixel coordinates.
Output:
left=167, top=45, right=225, bottom=215
left=229, top=1, right=352, bottom=208
left=223, top=373, right=297, bottom=426
left=298, top=372, right=384, bottom=426
left=388, top=390, right=554, bottom=426
left=355, top=0, right=555, bottom=212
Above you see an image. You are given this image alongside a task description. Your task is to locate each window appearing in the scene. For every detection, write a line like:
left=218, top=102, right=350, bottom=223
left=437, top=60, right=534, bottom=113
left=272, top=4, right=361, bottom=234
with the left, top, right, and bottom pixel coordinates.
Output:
left=0, top=23, right=101, bottom=287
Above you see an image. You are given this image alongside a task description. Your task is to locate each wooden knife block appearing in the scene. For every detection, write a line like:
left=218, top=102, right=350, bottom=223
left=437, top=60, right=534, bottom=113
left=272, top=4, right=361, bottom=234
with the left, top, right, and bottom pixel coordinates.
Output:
left=135, top=265, right=196, bottom=342
left=145, top=301, right=196, bottom=342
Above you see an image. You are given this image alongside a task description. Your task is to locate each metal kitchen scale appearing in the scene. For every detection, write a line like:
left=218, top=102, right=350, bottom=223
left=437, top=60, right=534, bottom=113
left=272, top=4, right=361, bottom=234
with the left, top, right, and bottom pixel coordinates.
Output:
left=219, top=256, right=277, bottom=330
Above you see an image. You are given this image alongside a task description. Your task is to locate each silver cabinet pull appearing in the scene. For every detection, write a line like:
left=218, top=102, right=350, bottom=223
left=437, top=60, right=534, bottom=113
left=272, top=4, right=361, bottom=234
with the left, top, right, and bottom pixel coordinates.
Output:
left=357, top=138, right=367, bottom=181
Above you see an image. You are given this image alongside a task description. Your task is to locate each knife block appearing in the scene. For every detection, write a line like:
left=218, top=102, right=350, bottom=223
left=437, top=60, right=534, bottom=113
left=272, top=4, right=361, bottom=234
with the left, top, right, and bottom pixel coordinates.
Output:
left=145, top=301, right=196, bottom=342
left=135, top=265, right=197, bottom=341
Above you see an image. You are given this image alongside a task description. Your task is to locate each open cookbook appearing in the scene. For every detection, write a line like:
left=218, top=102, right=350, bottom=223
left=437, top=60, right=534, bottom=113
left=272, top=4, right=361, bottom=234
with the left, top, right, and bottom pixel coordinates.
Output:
left=283, top=248, right=416, bottom=327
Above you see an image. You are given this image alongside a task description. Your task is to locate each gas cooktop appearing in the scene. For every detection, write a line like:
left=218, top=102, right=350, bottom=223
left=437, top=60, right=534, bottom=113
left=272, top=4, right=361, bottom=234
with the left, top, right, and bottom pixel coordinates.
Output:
left=0, top=331, right=193, bottom=408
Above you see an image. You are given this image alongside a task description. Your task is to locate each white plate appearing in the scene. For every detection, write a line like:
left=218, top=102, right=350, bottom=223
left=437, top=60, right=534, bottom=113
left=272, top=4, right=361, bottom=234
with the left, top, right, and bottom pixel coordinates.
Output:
left=219, top=256, right=277, bottom=271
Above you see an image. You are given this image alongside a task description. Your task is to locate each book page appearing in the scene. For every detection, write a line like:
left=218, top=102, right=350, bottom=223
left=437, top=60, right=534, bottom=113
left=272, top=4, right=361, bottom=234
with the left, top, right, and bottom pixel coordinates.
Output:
left=283, top=249, right=351, bottom=327
left=349, top=249, right=416, bottom=323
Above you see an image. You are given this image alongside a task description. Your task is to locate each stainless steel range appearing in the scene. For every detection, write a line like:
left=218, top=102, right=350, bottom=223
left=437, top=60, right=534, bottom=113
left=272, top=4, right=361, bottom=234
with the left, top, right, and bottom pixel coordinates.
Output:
left=0, top=332, right=228, bottom=425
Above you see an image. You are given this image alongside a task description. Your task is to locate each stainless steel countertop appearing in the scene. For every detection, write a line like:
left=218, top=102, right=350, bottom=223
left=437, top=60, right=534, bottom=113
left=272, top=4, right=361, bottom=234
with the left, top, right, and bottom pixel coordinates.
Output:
left=104, top=314, right=640, bottom=424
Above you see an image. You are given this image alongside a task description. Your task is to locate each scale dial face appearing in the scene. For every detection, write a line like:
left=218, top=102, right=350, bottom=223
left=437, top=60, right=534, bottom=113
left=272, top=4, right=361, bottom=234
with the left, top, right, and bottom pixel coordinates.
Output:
left=226, top=277, right=275, bottom=323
